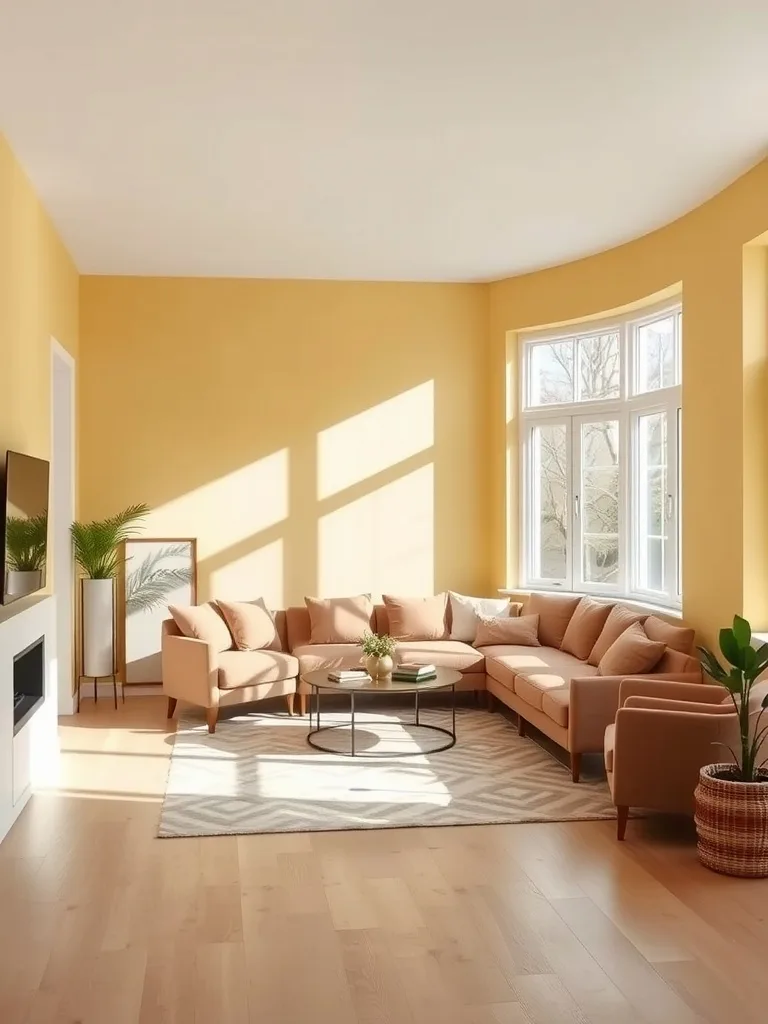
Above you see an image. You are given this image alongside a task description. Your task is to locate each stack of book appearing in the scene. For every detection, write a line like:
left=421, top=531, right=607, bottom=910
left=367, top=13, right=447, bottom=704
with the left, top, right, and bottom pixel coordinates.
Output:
left=392, top=662, right=437, bottom=682
left=327, top=668, right=369, bottom=682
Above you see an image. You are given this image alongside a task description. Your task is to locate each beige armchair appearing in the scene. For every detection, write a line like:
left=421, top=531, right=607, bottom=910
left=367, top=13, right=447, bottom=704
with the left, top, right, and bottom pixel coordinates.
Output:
left=162, top=613, right=299, bottom=733
left=604, top=678, right=738, bottom=839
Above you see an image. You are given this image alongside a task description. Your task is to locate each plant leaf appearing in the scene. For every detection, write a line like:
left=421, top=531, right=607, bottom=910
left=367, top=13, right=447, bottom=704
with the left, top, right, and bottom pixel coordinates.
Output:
left=732, top=615, right=752, bottom=648
left=697, top=647, right=727, bottom=683
left=719, top=628, right=742, bottom=668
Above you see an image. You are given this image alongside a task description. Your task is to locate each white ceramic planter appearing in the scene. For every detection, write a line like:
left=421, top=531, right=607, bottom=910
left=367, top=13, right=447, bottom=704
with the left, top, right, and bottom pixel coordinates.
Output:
left=82, top=578, right=115, bottom=677
left=5, top=569, right=42, bottom=598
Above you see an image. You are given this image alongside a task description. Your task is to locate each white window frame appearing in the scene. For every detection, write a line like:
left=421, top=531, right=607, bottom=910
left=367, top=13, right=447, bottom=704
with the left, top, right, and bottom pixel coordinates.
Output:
left=519, top=300, right=682, bottom=609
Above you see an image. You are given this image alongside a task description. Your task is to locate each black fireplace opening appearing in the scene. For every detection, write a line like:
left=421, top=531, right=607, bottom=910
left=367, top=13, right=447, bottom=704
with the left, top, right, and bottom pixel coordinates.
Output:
left=13, top=636, right=44, bottom=734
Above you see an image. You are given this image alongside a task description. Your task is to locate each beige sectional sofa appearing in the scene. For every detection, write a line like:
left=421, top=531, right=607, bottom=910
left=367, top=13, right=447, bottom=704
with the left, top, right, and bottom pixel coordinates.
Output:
left=163, top=593, right=703, bottom=779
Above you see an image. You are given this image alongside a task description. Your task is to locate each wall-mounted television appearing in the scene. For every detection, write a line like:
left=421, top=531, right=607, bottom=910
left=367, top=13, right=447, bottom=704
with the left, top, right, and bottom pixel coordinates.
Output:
left=1, top=451, right=50, bottom=605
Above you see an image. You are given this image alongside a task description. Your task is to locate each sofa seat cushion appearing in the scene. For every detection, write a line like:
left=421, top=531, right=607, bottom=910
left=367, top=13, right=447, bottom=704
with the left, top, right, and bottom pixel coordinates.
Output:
left=541, top=688, right=570, bottom=728
left=218, top=650, right=299, bottom=690
left=395, top=640, right=485, bottom=673
left=292, top=643, right=363, bottom=675
left=604, top=723, right=615, bottom=772
left=514, top=650, right=599, bottom=711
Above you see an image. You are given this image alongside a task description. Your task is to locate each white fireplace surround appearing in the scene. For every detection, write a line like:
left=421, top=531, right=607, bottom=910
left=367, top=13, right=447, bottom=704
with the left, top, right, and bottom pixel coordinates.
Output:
left=0, top=595, right=58, bottom=843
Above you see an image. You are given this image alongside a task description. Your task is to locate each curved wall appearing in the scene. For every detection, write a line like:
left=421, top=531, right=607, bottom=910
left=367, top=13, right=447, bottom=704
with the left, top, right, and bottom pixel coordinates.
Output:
left=489, top=157, right=768, bottom=643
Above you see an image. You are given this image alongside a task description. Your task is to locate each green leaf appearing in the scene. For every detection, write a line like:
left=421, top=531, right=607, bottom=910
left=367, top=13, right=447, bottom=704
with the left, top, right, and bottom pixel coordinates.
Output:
left=71, top=503, right=150, bottom=579
left=719, top=628, right=742, bottom=668
left=732, top=615, right=752, bottom=648
left=762, top=693, right=768, bottom=709
left=697, top=647, right=727, bottom=682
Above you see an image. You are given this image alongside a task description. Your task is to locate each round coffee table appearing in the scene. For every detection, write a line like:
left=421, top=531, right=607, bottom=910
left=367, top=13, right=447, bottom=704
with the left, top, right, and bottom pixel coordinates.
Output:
left=303, top=667, right=461, bottom=757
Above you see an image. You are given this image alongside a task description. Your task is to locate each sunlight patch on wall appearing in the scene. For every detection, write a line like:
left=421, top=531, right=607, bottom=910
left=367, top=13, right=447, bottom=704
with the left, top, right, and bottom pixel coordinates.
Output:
left=317, top=382, right=434, bottom=500
left=318, top=464, right=434, bottom=596
left=210, top=539, right=284, bottom=608
left=149, top=449, right=289, bottom=556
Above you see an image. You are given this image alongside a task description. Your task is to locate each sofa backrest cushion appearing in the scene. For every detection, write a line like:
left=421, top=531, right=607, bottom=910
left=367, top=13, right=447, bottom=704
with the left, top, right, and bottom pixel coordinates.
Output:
left=560, top=597, right=613, bottom=661
left=475, top=613, right=540, bottom=647
left=656, top=647, right=700, bottom=674
left=217, top=598, right=281, bottom=652
left=521, top=592, right=581, bottom=649
left=643, top=615, right=695, bottom=655
left=304, top=594, right=374, bottom=644
left=597, top=622, right=666, bottom=676
left=382, top=593, right=449, bottom=641
left=168, top=602, right=234, bottom=653
left=448, top=592, right=521, bottom=642
left=588, top=604, right=647, bottom=666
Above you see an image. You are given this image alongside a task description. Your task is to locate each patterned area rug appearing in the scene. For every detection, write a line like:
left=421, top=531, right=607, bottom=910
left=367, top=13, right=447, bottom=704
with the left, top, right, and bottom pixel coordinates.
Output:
left=159, top=706, right=617, bottom=837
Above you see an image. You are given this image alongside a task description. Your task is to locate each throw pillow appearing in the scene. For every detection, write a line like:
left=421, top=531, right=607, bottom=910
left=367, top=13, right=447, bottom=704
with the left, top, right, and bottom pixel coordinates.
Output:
left=475, top=613, right=540, bottom=647
left=597, top=622, right=665, bottom=676
left=521, top=592, right=581, bottom=649
left=217, top=598, right=280, bottom=652
left=643, top=615, right=695, bottom=654
left=655, top=647, right=694, bottom=674
left=382, top=593, right=449, bottom=641
left=560, top=597, right=612, bottom=661
left=448, top=592, right=521, bottom=642
left=168, top=602, right=233, bottom=653
left=588, top=604, right=647, bottom=666
left=304, top=594, right=374, bottom=644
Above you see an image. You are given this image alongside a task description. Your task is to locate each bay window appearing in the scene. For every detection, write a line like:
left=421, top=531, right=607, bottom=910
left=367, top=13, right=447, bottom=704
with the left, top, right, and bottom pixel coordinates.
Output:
left=520, top=303, right=682, bottom=607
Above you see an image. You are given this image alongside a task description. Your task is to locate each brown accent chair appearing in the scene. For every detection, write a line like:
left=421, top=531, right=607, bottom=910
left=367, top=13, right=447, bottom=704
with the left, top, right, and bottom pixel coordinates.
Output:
left=161, top=611, right=299, bottom=732
left=604, top=677, right=768, bottom=839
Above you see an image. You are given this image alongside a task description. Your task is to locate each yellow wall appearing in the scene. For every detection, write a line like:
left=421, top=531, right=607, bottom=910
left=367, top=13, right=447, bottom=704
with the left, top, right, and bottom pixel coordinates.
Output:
left=0, top=135, right=78, bottom=461
left=489, top=158, right=768, bottom=644
left=79, top=278, right=490, bottom=607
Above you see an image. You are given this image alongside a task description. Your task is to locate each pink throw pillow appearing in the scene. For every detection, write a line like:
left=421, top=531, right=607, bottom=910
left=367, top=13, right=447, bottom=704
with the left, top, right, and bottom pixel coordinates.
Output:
left=217, top=599, right=280, bottom=651
left=382, top=594, right=449, bottom=641
left=597, top=622, right=665, bottom=676
left=169, top=602, right=233, bottom=653
left=304, top=594, right=374, bottom=644
left=475, top=613, right=541, bottom=647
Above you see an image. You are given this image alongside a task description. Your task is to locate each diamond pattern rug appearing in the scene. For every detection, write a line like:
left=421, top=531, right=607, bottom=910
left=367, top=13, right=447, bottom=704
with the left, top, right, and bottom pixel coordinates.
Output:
left=159, top=706, right=617, bottom=837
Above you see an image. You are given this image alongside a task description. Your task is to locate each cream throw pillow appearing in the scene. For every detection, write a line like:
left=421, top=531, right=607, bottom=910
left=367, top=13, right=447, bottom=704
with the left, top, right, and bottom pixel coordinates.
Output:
left=217, top=598, right=280, bottom=651
left=475, top=613, right=540, bottom=647
left=597, top=622, right=665, bottom=676
left=448, top=592, right=521, bottom=642
left=304, top=594, right=373, bottom=644
left=169, top=602, right=233, bottom=653
left=382, top=593, right=449, bottom=641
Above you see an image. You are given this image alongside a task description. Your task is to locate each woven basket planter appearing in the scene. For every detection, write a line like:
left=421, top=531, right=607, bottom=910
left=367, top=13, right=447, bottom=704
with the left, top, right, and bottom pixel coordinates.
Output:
left=694, top=763, right=768, bottom=877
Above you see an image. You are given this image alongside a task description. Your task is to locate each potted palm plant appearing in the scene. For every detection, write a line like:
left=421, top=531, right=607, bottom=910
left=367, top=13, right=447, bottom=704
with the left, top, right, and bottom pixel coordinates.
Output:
left=696, top=615, right=768, bottom=877
left=71, top=504, right=149, bottom=677
left=4, top=511, right=47, bottom=597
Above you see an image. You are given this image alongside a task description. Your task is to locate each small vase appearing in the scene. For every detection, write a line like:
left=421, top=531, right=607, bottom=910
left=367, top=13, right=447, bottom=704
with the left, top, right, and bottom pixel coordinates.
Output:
left=694, top=763, right=768, bottom=877
left=365, top=654, right=393, bottom=679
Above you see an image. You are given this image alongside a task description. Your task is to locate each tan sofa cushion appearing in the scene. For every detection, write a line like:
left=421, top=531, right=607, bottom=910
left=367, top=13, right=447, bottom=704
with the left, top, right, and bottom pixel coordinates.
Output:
left=561, top=597, right=612, bottom=661
left=588, top=604, right=647, bottom=666
left=643, top=615, right=695, bottom=655
left=656, top=647, right=698, bottom=674
left=604, top=723, right=615, bottom=772
left=217, top=650, right=299, bottom=689
left=395, top=640, right=485, bottom=673
left=382, top=593, right=449, bottom=641
left=475, top=614, right=540, bottom=647
left=598, top=622, right=665, bottom=677
left=483, top=646, right=566, bottom=691
left=522, top=593, right=581, bottom=649
left=514, top=649, right=600, bottom=711
left=305, top=594, right=374, bottom=644
left=541, top=688, right=570, bottom=728
left=169, top=602, right=233, bottom=653
left=292, top=643, right=363, bottom=675
left=217, top=598, right=280, bottom=652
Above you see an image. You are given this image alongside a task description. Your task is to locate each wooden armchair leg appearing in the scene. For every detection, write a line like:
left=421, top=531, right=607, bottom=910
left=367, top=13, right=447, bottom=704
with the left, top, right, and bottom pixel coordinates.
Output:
left=570, top=752, right=582, bottom=783
left=617, top=805, right=629, bottom=841
left=517, top=714, right=526, bottom=737
left=166, top=697, right=177, bottom=719
left=206, top=707, right=219, bottom=734
left=286, top=693, right=295, bottom=716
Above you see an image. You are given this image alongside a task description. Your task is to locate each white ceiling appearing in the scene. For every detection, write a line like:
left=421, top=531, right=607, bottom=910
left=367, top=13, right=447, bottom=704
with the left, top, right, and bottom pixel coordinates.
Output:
left=1, top=1, right=768, bottom=281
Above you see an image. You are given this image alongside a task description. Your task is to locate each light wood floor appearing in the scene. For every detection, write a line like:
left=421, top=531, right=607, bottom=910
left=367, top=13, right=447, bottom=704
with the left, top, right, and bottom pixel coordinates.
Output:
left=1, top=696, right=767, bottom=1023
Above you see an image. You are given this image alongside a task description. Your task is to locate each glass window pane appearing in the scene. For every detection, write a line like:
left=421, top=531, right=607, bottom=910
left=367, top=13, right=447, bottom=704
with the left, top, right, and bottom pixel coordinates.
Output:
left=531, top=423, right=568, bottom=580
left=578, top=332, right=620, bottom=401
left=580, top=420, right=619, bottom=585
left=636, top=316, right=676, bottom=393
left=529, top=341, right=574, bottom=406
left=637, top=412, right=667, bottom=593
